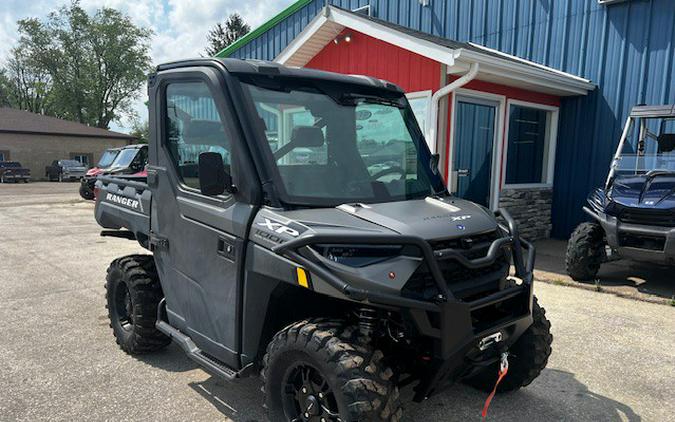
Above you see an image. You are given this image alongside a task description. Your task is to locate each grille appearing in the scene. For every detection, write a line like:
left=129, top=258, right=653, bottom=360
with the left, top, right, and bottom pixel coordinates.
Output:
left=402, top=231, right=509, bottom=302
left=619, top=209, right=675, bottom=227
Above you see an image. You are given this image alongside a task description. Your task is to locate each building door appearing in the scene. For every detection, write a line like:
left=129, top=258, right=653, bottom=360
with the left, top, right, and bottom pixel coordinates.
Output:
left=453, top=97, right=497, bottom=207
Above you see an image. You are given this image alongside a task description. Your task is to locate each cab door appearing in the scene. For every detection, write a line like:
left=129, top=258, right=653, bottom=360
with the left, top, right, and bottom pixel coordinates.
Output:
left=148, top=68, right=254, bottom=368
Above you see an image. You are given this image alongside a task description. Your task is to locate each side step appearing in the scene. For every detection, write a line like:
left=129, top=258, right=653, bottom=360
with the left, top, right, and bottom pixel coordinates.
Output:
left=155, top=299, right=237, bottom=380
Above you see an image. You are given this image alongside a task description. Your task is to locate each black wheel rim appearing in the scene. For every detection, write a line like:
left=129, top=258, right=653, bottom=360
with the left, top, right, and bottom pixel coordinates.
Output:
left=114, top=281, right=134, bottom=331
left=281, top=363, right=341, bottom=422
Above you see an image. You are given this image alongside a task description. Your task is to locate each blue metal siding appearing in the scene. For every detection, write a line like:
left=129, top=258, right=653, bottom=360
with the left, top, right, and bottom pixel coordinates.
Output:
left=230, top=0, right=675, bottom=237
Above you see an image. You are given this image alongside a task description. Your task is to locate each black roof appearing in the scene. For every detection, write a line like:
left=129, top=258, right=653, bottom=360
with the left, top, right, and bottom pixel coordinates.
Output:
left=156, top=58, right=404, bottom=93
left=630, top=105, right=675, bottom=118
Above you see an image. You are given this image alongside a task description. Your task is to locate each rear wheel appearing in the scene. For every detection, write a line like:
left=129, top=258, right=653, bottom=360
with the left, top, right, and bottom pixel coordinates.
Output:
left=566, top=222, right=605, bottom=281
left=463, top=296, right=552, bottom=393
left=263, top=319, right=402, bottom=422
left=105, top=254, right=170, bottom=354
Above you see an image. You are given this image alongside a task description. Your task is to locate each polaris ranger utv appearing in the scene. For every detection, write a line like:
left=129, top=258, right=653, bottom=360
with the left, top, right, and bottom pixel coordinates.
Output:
left=96, top=58, right=552, bottom=421
left=566, top=105, right=675, bottom=281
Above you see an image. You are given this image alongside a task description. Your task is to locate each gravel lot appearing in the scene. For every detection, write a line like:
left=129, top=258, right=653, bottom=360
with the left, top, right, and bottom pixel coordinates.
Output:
left=0, top=182, right=673, bottom=421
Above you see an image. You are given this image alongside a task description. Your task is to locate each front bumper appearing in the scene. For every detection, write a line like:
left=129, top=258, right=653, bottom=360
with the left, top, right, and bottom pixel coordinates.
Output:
left=273, top=208, right=535, bottom=399
left=584, top=206, right=675, bottom=264
left=62, top=172, right=85, bottom=180
left=1, top=174, right=30, bottom=182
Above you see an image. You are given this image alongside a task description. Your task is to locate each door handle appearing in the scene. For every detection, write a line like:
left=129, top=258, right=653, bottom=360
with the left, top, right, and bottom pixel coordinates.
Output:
left=217, top=237, right=236, bottom=261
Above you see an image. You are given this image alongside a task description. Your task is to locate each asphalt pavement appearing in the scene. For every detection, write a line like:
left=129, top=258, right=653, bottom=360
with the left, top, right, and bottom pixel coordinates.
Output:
left=0, top=182, right=673, bottom=421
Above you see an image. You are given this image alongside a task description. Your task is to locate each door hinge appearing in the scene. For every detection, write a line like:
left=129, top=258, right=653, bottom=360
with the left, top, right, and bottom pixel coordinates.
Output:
left=149, top=233, right=169, bottom=250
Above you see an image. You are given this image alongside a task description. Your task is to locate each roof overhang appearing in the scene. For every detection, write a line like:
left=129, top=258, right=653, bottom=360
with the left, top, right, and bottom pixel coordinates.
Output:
left=276, top=6, right=594, bottom=97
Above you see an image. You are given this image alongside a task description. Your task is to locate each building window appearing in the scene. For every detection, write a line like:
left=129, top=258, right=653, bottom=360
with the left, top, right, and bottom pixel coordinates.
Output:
left=504, top=102, right=558, bottom=186
left=70, top=153, right=92, bottom=167
left=406, top=91, right=432, bottom=149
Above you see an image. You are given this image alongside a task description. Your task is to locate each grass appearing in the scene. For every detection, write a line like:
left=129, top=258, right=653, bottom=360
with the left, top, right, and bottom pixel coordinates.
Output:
left=594, top=278, right=603, bottom=292
left=670, top=295, right=675, bottom=307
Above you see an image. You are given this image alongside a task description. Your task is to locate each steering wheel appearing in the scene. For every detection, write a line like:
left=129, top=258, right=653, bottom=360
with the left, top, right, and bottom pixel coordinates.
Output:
left=370, top=166, right=406, bottom=181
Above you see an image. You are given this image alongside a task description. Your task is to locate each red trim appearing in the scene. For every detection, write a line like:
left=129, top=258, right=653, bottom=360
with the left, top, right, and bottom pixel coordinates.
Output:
left=306, top=29, right=441, bottom=93
left=451, top=76, right=560, bottom=107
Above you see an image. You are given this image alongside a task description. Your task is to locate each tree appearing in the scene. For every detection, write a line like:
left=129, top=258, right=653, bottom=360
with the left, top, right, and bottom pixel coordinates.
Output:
left=205, top=13, right=250, bottom=56
left=15, top=1, right=152, bottom=129
left=0, top=46, right=54, bottom=114
left=129, top=119, right=149, bottom=144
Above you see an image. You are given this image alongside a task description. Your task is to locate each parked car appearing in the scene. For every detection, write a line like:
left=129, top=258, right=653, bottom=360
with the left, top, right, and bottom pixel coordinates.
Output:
left=0, top=161, right=31, bottom=183
left=79, top=145, right=147, bottom=200
left=566, top=104, right=675, bottom=280
left=46, top=159, right=88, bottom=182
left=79, top=148, right=121, bottom=200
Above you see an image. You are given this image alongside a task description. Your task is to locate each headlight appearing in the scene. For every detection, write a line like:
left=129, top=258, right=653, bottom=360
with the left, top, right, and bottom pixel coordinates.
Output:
left=315, top=244, right=403, bottom=267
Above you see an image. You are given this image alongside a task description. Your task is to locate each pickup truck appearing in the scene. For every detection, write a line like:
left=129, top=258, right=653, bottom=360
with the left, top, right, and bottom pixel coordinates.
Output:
left=0, top=161, right=31, bottom=183
left=46, top=159, right=88, bottom=182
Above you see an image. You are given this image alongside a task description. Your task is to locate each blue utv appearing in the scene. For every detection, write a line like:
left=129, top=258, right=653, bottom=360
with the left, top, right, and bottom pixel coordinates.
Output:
left=566, top=105, right=675, bottom=280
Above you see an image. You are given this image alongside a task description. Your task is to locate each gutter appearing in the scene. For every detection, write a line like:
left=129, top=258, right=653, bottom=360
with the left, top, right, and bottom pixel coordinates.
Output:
left=426, top=62, right=480, bottom=154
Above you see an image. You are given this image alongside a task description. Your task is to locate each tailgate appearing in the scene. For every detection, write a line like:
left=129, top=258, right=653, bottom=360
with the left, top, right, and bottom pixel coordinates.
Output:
left=95, top=175, right=151, bottom=243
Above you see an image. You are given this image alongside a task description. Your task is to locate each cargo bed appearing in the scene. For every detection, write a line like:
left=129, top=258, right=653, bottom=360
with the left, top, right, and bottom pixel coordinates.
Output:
left=95, top=175, right=151, bottom=247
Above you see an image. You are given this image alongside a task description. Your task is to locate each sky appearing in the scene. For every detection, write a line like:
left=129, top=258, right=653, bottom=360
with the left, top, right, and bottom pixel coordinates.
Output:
left=0, top=0, right=296, bottom=133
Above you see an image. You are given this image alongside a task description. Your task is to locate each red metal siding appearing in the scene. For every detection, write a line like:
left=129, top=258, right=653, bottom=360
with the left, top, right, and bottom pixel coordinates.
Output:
left=306, top=29, right=441, bottom=93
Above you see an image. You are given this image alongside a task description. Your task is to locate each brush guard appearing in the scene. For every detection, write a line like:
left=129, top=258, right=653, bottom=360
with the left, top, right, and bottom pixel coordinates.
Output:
left=273, top=208, right=535, bottom=400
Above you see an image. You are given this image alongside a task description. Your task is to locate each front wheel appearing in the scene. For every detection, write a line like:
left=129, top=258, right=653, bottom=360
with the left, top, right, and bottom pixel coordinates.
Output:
left=79, top=182, right=94, bottom=200
left=566, top=222, right=606, bottom=281
left=463, top=296, right=552, bottom=393
left=263, top=319, right=402, bottom=422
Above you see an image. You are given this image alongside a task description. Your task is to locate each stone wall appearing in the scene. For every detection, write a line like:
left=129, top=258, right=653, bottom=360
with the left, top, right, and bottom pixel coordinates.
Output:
left=498, top=187, right=553, bottom=241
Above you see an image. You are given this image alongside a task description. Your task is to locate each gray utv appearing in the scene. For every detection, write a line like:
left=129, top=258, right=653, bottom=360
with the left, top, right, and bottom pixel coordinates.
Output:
left=95, top=58, right=552, bottom=421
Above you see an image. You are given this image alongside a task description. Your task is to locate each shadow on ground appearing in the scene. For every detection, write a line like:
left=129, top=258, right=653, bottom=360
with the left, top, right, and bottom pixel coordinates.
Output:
left=139, top=349, right=641, bottom=422
left=535, top=239, right=675, bottom=301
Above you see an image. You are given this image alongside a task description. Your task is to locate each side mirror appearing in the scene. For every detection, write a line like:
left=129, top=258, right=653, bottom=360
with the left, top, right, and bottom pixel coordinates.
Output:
left=198, top=152, right=234, bottom=196
left=430, top=153, right=440, bottom=175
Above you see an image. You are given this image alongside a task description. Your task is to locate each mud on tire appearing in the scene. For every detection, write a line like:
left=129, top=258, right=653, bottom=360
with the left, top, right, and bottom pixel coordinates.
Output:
left=566, top=222, right=605, bottom=281
left=263, top=319, right=402, bottom=422
left=105, top=254, right=171, bottom=354
left=463, top=296, right=552, bottom=393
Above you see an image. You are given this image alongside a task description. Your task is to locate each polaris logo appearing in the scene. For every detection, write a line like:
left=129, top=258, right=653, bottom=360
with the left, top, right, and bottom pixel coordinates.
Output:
left=257, top=218, right=300, bottom=237
left=106, top=193, right=141, bottom=211
left=450, top=215, right=471, bottom=222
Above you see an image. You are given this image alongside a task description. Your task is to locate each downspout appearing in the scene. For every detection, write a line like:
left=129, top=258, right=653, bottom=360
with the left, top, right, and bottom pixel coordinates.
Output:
left=426, top=62, right=480, bottom=154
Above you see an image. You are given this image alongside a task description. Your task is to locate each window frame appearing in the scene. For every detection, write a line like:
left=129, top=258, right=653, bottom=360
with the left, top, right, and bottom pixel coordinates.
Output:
left=502, top=99, right=559, bottom=189
left=448, top=88, right=506, bottom=210
left=161, top=77, right=236, bottom=199
left=405, top=90, right=432, bottom=150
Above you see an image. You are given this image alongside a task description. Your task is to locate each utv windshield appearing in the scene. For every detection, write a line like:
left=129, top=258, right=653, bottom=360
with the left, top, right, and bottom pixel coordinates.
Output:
left=614, top=117, right=675, bottom=175
left=110, top=148, right=139, bottom=168
left=242, top=78, right=443, bottom=206
left=97, top=150, right=119, bottom=168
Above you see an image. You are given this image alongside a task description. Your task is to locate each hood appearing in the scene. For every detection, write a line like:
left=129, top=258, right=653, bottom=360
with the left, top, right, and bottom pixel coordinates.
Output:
left=610, top=174, right=675, bottom=209
left=251, top=196, right=499, bottom=250
left=86, top=167, right=103, bottom=176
